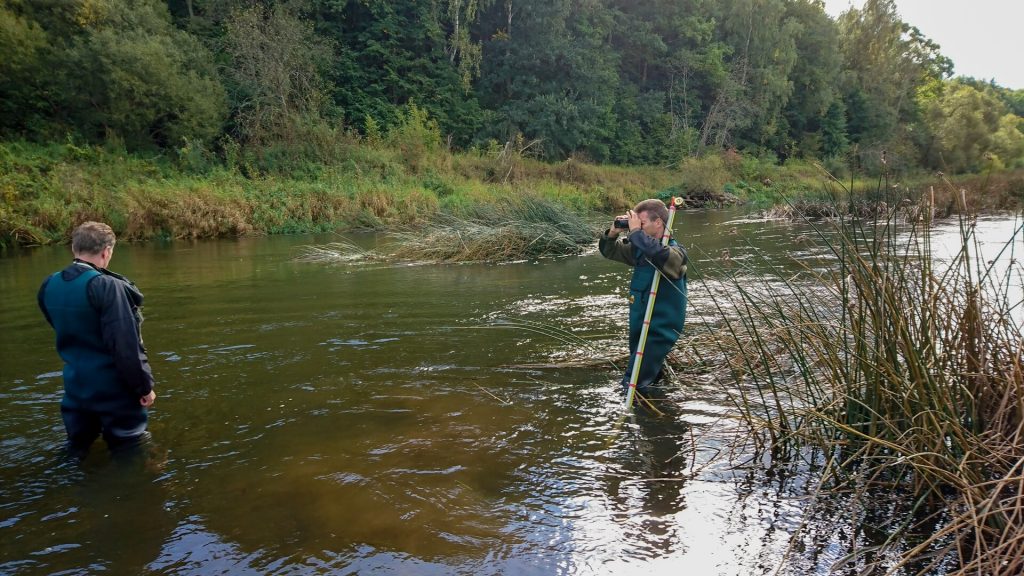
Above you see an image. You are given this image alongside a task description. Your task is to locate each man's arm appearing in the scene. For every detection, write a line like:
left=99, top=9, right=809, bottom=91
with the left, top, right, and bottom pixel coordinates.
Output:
left=88, top=276, right=155, bottom=400
left=627, top=231, right=687, bottom=280
left=598, top=231, right=637, bottom=266
left=38, top=276, right=54, bottom=327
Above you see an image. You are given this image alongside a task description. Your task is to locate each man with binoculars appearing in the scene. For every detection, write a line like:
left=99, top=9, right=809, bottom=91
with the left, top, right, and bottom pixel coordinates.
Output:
left=599, top=199, right=688, bottom=397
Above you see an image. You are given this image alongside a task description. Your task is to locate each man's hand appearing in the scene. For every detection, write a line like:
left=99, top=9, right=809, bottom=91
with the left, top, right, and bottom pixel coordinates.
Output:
left=608, top=213, right=629, bottom=238
left=627, top=209, right=642, bottom=233
left=140, top=390, right=156, bottom=407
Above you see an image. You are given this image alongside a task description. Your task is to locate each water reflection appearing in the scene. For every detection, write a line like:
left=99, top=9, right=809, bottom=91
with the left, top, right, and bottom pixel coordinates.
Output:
left=603, top=402, right=691, bottom=559
left=0, top=444, right=173, bottom=575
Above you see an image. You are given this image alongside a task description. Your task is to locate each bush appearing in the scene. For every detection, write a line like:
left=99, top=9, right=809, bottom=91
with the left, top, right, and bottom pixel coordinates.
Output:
left=386, top=103, right=444, bottom=174
left=679, top=155, right=730, bottom=199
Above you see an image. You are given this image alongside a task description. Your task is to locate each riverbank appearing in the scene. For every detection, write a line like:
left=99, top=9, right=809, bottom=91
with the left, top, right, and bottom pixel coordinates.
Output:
left=3, top=140, right=1023, bottom=249
left=0, top=140, right=671, bottom=248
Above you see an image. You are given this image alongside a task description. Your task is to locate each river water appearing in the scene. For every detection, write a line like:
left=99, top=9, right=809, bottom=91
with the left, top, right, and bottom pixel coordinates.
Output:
left=1, top=211, right=1020, bottom=575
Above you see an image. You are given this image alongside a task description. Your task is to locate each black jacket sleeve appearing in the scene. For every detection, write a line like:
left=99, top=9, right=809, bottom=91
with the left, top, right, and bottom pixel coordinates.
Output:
left=87, top=275, right=155, bottom=398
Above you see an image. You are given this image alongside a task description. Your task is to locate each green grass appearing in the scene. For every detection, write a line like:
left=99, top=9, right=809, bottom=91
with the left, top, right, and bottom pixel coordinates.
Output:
left=0, top=140, right=675, bottom=248
left=3, top=139, right=1023, bottom=250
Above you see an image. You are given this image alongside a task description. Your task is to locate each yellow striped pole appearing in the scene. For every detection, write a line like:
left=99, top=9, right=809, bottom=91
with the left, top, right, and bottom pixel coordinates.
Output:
left=623, top=196, right=683, bottom=410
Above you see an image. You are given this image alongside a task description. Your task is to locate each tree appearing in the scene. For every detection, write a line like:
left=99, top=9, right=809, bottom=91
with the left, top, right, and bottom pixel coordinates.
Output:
left=223, top=3, right=332, bottom=146
left=820, top=100, right=849, bottom=159
left=922, top=81, right=1024, bottom=173
left=474, top=0, right=619, bottom=160
left=710, top=0, right=800, bottom=153
left=0, top=3, right=49, bottom=137
left=607, top=0, right=728, bottom=162
left=957, top=77, right=1024, bottom=120
left=781, top=0, right=844, bottom=158
left=837, top=0, right=952, bottom=151
left=314, top=0, right=483, bottom=146
left=0, top=0, right=226, bottom=149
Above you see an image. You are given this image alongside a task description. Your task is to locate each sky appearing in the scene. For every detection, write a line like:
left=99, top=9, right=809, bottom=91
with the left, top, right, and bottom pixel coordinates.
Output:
left=822, top=0, right=1024, bottom=90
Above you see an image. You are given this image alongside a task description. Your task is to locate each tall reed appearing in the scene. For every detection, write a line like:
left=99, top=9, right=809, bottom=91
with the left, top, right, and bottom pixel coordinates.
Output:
left=695, top=185, right=1024, bottom=573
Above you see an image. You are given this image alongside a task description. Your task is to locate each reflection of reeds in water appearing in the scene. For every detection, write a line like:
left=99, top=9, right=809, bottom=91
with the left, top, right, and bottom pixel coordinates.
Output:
left=697, top=183, right=1024, bottom=574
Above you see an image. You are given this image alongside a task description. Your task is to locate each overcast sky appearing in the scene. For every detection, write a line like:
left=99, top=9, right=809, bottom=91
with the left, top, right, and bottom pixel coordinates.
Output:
left=822, top=0, right=1024, bottom=90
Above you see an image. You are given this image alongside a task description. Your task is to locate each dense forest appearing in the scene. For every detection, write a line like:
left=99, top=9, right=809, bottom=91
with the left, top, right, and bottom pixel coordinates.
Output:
left=2, top=0, right=1023, bottom=175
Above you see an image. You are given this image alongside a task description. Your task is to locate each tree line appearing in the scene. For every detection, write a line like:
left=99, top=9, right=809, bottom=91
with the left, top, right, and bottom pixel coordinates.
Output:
left=2, top=0, right=1023, bottom=174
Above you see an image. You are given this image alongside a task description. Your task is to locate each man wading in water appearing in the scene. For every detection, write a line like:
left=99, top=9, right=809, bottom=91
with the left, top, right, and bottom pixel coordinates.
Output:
left=599, top=199, right=688, bottom=400
left=38, top=221, right=156, bottom=459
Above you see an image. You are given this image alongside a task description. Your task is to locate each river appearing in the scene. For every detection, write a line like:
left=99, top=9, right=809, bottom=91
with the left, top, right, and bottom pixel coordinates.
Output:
left=1, top=210, right=1020, bottom=575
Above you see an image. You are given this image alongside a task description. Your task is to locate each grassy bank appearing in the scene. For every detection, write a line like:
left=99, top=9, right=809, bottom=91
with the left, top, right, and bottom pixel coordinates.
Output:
left=0, top=139, right=677, bottom=249
left=3, top=138, right=1024, bottom=250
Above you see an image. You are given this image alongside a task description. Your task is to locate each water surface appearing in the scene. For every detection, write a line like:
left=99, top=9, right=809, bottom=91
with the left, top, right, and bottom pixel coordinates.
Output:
left=1, top=211, right=1018, bottom=574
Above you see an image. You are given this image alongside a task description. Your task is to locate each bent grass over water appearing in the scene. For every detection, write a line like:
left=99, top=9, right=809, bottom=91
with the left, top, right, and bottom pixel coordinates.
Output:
left=297, top=196, right=598, bottom=264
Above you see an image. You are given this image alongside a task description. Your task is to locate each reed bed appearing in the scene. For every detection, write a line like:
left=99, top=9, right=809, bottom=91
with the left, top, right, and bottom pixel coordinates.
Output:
left=386, top=196, right=597, bottom=262
left=695, top=188, right=1024, bottom=573
left=295, top=196, right=598, bottom=264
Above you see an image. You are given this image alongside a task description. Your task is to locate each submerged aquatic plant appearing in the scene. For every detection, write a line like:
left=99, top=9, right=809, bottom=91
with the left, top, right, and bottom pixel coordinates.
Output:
left=695, top=182, right=1024, bottom=573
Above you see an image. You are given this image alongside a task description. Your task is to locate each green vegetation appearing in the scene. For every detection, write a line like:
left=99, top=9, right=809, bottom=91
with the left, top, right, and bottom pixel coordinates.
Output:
left=4, top=0, right=1024, bottom=249
left=5, top=136, right=1023, bottom=250
left=691, top=188, right=1024, bottom=573
left=2, top=0, right=1022, bottom=173
left=0, top=137, right=678, bottom=248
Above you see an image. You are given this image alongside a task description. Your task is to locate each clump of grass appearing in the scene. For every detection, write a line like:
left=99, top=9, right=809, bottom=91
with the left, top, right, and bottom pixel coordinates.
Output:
left=387, top=196, right=598, bottom=262
left=294, top=238, right=381, bottom=263
left=0, top=212, right=46, bottom=248
left=696, top=182, right=1024, bottom=572
left=757, top=200, right=843, bottom=220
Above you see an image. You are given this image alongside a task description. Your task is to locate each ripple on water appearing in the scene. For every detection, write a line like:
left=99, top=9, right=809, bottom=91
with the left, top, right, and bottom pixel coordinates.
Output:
left=317, top=471, right=367, bottom=486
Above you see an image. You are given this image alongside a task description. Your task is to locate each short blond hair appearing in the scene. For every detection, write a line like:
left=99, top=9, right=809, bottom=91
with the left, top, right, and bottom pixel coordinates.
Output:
left=72, top=222, right=116, bottom=255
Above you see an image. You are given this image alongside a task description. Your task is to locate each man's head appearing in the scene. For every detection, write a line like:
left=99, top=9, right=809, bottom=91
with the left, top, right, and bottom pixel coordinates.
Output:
left=633, top=199, right=669, bottom=237
left=72, top=221, right=116, bottom=267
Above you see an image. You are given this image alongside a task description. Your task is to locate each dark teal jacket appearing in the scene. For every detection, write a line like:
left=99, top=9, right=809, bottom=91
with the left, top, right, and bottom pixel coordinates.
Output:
left=39, top=261, right=154, bottom=411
